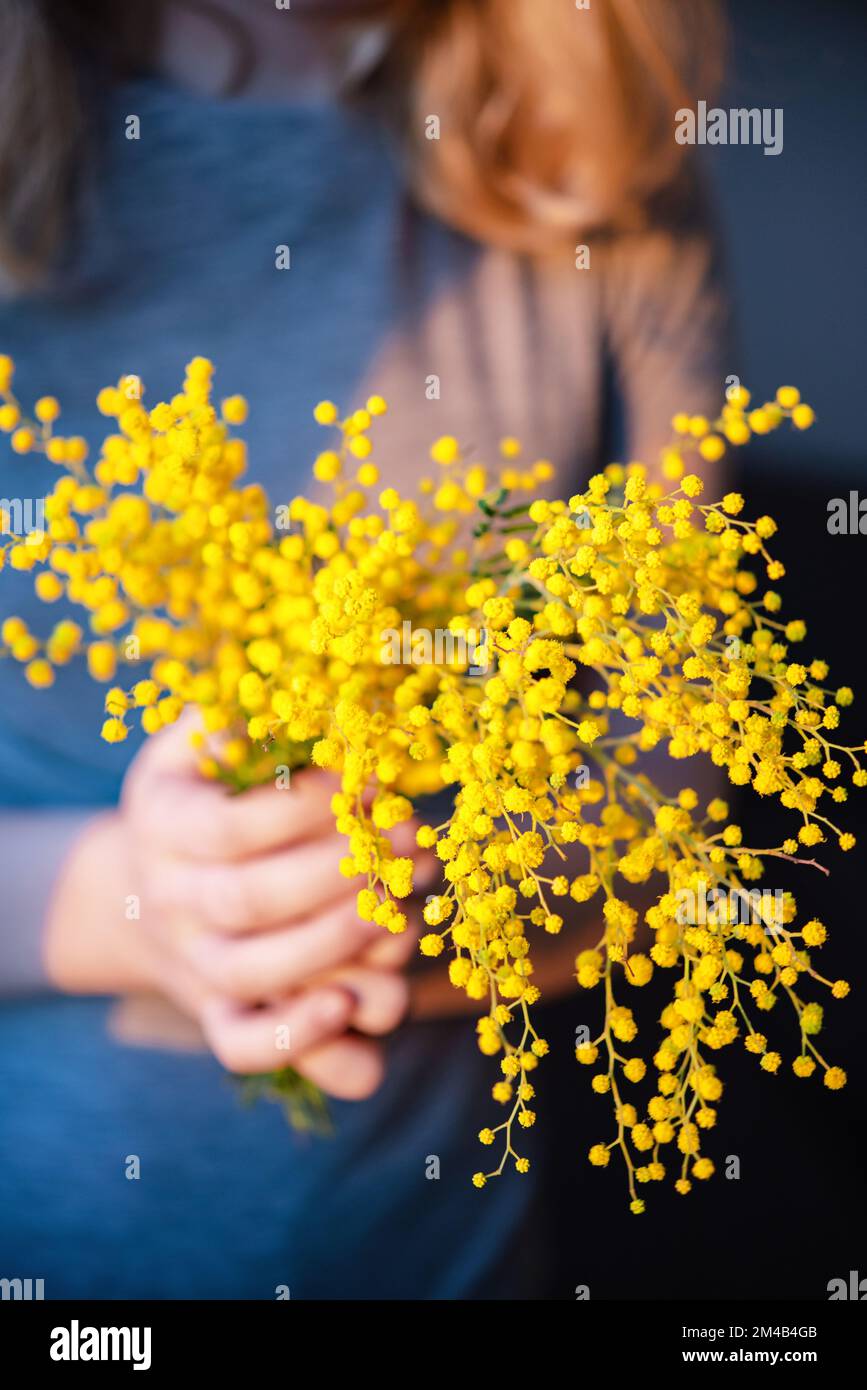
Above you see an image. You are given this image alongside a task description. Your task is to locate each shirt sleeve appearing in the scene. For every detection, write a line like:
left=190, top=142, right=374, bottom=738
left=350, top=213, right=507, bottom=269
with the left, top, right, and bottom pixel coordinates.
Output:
left=599, top=187, right=734, bottom=477
left=0, top=809, right=95, bottom=996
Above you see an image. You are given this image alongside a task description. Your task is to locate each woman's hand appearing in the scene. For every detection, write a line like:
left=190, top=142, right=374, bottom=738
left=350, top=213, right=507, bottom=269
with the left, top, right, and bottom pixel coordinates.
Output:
left=44, top=717, right=433, bottom=1099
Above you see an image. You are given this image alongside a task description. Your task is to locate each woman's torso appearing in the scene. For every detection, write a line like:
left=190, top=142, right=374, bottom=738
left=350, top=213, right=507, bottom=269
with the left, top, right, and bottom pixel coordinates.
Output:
left=0, top=77, right=642, bottom=1299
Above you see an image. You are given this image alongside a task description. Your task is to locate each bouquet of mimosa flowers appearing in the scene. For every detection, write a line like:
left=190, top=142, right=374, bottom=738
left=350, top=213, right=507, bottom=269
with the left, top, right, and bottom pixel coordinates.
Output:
left=0, top=351, right=858, bottom=1210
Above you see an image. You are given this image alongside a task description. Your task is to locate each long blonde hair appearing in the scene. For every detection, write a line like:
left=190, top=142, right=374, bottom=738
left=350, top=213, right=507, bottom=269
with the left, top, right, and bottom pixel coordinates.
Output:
left=0, top=0, right=724, bottom=286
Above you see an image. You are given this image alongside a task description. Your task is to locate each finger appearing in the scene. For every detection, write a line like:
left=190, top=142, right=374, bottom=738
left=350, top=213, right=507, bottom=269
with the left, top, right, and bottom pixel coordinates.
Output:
left=121, top=775, right=327, bottom=862
left=360, top=919, right=420, bottom=969
left=128, top=769, right=341, bottom=862
left=177, top=897, right=382, bottom=1002
left=150, top=834, right=359, bottom=933
left=136, top=716, right=370, bottom=818
left=320, top=965, right=411, bottom=1036
left=127, top=718, right=441, bottom=868
left=124, top=706, right=206, bottom=776
left=129, top=769, right=439, bottom=869
left=198, top=987, right=353, bottom=1074
left=298, top=1034, right=386, bottom=1100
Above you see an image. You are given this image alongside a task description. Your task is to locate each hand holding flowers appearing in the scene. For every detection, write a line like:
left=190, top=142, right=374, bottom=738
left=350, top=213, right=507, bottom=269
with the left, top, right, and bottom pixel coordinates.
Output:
left=1, top=354, right=855, bottom=1206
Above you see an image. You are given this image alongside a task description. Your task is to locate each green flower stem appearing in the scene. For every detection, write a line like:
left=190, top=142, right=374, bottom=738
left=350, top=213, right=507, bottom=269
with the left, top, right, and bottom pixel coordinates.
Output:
left=235, top=1067, right=332, bottom=1135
